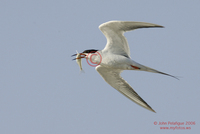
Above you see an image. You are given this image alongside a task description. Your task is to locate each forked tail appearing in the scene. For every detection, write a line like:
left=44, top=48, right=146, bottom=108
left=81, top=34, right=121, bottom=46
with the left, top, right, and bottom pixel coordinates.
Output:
left=144, top=66, right=179, bottom=80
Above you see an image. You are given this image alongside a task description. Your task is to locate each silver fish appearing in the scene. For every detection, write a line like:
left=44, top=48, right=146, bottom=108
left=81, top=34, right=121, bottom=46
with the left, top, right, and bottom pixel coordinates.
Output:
left=75, top=50, right=84, bottom=73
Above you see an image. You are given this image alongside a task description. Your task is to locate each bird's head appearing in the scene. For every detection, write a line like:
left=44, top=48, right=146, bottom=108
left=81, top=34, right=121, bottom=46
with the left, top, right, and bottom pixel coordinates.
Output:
left=71, top=49, right=99, bottom=60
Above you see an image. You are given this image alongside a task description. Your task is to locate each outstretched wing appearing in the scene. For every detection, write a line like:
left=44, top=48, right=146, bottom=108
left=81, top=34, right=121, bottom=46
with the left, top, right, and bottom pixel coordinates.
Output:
left=99, top=21, right=163, bottom=57
left=96, top=65, right=156, bottom=112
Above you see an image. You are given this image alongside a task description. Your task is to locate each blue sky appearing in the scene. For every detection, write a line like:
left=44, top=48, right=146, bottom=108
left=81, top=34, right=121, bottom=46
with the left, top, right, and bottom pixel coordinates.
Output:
left=0, top=0, right=199, bottom=134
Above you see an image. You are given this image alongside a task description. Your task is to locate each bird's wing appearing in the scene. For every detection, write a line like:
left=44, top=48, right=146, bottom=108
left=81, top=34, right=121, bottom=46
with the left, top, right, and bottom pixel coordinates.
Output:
left=99, top=21, right=163, bottom=57
left=96, top=65, right=155, bottom=112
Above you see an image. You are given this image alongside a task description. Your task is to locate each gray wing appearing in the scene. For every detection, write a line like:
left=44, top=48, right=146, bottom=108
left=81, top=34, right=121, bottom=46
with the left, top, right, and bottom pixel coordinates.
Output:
left=96, top=65, right=156, bottom=112
left=99, top=21, right=163, bottom=57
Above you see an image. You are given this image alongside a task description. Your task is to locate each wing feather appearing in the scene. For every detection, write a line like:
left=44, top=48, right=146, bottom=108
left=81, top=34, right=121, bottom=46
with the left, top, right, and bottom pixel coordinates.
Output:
left=99, top=21, right=163, bottom=57
left=96, top=65, right=156, bottom=112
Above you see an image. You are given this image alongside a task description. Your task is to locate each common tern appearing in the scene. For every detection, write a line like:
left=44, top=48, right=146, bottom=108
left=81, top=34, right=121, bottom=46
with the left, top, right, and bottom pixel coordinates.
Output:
left=72, top=21, right=178, bottom=113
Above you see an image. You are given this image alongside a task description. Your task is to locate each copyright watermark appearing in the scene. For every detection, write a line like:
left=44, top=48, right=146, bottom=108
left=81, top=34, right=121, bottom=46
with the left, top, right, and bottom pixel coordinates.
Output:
left=154, top=121, right=195, bottom=130
left=86, top=51, right=102, bottom=67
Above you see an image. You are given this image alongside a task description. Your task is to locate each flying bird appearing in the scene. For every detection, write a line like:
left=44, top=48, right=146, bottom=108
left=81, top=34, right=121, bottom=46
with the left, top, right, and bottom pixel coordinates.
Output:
left=72, top=21, right=178, bottom=113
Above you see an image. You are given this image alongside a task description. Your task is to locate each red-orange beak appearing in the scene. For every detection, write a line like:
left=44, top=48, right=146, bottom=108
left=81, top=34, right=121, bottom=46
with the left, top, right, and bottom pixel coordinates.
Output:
left=71, top=53, right=86, bottom=60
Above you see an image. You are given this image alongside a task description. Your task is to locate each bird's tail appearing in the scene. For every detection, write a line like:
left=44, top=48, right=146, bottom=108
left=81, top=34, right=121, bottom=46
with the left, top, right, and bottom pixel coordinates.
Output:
left=146, top=67, right=179, bottom=79
left=135, top=63, right=179, bottom=80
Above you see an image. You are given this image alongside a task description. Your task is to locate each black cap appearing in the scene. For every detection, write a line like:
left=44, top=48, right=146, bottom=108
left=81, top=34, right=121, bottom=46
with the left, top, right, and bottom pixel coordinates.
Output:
left=82, top=49, right=98, bottom=53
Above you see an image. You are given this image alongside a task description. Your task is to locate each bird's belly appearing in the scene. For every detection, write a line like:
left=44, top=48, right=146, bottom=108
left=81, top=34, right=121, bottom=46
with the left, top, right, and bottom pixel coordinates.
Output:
left=100, top=55, right=134, bottom=70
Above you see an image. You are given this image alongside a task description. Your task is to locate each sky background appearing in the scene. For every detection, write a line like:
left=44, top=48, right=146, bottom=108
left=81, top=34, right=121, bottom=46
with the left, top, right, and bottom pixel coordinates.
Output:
left=0, top=0, right=199, bottom=134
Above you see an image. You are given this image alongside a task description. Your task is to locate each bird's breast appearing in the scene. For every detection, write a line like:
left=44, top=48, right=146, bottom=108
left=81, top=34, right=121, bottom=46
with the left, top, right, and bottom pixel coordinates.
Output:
left=100, top=54, right=133, bottom=70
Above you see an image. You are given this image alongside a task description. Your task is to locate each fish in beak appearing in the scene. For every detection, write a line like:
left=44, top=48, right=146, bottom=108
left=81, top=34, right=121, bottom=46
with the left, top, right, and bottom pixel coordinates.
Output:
left=72, top=50, right=86, bottom=72
left=71, top=53, right=86, bottom=60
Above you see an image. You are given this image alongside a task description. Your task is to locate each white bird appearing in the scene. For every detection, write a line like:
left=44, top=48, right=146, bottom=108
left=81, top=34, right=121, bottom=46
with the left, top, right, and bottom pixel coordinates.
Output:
left=72, top=21, right=178, bottom=113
